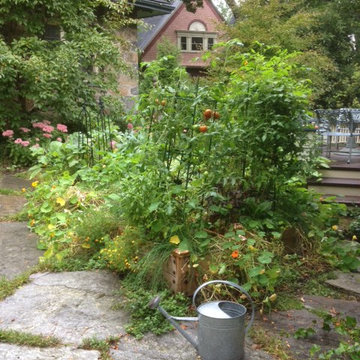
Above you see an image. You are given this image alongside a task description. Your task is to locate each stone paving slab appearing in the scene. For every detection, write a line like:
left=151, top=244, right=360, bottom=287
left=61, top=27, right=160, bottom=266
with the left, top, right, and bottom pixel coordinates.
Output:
left=302, top=295, right=360, bottom=322
left=0, top=222, right=42, bottom=280
left=111, top=332, right=275, bottom=360
left=0, top=271, right=128, bottom=346
left=0, top=174, right=31, bottom=191
left=0, top=343, right=100, bottom=360
left=0, top=195, right=26, bottom=217
left=326, top=271, right=360, bottom=296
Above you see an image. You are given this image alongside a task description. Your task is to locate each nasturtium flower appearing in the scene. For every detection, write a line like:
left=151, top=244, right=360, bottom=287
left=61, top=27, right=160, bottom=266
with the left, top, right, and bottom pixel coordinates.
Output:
left=332, top=225, right=338, bottom=231
left=21, top=188, right=26, bottom=193
left=56, top=197, right=66, bottom=206
left=352, top=235, right=358, bottom=241
left=269, top=294, right=277, bottom=302
left=31, top=181, right=39, bottom=188
left=169, top=235, right=180, bottom=245
left=231, top=250, right=239, bottom=259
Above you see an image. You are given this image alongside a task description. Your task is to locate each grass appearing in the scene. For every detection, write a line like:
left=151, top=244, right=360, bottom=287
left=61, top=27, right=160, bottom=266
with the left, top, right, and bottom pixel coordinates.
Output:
left=0, top=329, right=61, bottom=348
left=80, top=336, right=120, bottom=360
left=0, top=270, right=34, bottom=301
left=0, top=188, right=22, bottom=196
left=250, top=326, right=295, bottom=360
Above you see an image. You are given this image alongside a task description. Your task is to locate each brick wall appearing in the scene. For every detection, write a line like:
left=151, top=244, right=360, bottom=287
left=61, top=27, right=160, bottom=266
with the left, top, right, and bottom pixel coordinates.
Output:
left=143, top=0, right=223, bottom=68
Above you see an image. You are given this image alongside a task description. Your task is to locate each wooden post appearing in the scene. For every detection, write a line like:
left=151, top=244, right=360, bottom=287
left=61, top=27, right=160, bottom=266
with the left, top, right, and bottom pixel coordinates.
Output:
left=164, top=249, right=198, bottom=296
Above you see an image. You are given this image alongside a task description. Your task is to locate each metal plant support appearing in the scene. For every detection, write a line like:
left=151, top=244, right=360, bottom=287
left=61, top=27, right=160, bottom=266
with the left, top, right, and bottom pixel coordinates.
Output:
left=77, top=97, right=113, bottom=166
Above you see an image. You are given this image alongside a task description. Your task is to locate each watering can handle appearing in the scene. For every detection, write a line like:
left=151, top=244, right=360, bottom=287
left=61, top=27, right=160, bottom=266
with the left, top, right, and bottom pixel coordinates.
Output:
left=192, top=280, right=255, bottom=333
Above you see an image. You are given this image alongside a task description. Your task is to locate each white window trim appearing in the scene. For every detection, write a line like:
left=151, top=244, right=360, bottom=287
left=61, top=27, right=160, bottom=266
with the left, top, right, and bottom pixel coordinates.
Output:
left=176, top=30, right=217, bottom=53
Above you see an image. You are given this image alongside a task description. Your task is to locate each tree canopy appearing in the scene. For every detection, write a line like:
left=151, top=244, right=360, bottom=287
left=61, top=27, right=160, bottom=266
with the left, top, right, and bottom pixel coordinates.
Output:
left=223, top=0, right=360, bottom=107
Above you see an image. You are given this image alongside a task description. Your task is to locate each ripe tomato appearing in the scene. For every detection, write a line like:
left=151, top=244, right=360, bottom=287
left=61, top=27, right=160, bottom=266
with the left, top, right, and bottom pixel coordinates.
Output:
left=199, top=125, right=208, bottom=133
left=213, top=111, right=220, bottom=119
left=203, top=109, right=212, bottom=120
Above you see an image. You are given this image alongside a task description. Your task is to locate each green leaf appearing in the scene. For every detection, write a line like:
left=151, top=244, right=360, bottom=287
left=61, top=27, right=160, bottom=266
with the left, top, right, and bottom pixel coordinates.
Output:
left=257, top=251, right=274, bottom=264
left=148, top=202, right=160, bottom=212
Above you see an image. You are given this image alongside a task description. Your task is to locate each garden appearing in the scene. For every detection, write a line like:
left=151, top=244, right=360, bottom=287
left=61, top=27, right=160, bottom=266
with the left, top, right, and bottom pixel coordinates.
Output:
left=1, top=39, right=360, bottom=358
left=1, top=0, right=360, bottom=357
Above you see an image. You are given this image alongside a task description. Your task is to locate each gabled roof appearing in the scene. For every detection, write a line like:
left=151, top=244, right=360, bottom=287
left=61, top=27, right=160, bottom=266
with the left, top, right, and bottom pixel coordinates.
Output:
left=137, top=0, right=225, bottom=51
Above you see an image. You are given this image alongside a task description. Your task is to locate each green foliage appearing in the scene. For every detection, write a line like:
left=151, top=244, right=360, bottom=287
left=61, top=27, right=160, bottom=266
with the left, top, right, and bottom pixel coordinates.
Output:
left=0, top=271, right=32, bottom=301
left=294, top=327, right=316, bottom=339
left=0, top=0, right=134, bottom=133
left=81, top=336, right=120, bottom=360
left=118, top=286, right=191, bottom=339
left=223, top=0, right=360, bottom=107
left=309, top=313, right=360, bottom=359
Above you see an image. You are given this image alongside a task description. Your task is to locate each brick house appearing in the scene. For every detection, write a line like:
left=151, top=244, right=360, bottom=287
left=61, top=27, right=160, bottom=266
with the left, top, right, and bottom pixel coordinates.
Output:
left=138, top=0, right=225, bottom=75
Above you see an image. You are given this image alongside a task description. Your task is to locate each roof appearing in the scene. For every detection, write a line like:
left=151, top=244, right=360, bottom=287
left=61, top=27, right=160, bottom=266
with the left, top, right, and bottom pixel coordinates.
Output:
left=137, top=0, right=182, bottom=50
left=137, top=0, right=225, bottom=51
left=133, top=0, right=175, bottom=18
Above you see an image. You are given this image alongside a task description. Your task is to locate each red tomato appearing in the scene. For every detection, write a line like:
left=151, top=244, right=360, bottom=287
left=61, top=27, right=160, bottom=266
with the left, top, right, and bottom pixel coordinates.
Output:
left=203, top=109, right=212, bottom=120
left=199, top=125, right=208, bottom=133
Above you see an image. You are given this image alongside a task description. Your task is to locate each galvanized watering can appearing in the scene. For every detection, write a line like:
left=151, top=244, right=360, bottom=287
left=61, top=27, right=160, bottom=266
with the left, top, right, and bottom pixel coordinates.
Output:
left=149, top=280, right=255, bottom=360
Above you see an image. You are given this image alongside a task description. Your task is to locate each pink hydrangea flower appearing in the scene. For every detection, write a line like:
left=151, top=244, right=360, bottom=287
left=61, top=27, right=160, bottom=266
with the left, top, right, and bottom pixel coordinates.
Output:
left=14, top=138, right=23, bottom=144
left=42, top=125, right=54, bottom=133
left=56, top=137, right=62, bottom=142
left=2, top=130, right=14, bottom=138
left=32, top=122, right=45, bottom=129
left=56, top=124, right=68, bottom=133
left=21, top=141, right=30, bottom=147
left=20, top=127, right=31, bottom=133
left=127, top=123, right=134, bottom=130
left=43, top=133, right=52, bottom=139
left=32, top=143, right=40, bottom=148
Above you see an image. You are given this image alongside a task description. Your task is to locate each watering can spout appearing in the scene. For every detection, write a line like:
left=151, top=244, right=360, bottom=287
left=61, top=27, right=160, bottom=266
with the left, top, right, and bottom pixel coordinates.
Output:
left=148, top=296, right=199, bottom=350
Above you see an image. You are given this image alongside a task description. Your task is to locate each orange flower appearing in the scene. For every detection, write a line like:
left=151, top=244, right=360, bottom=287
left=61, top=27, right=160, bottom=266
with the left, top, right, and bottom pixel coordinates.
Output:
left=231, top=250, right=239, bottom=259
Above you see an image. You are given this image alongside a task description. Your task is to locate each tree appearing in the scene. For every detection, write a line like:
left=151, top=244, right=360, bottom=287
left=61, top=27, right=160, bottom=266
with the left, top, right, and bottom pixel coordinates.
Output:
left=222, top=0, right=360, bottom=107
left=0, top=0, right=135, bottom=132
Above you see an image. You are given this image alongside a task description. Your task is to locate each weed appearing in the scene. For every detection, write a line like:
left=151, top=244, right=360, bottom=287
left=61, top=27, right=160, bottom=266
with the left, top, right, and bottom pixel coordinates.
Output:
left=0, top=189, right=21, bottom=196
left=80, top=336, right=120, bottom=360
left=250, top=326, right=294, bottom=360
left=0, top=329, right=61, bottom=348
left=0, top=270, right=33, bottom=301
left=116, top=284, right=192, bottom=339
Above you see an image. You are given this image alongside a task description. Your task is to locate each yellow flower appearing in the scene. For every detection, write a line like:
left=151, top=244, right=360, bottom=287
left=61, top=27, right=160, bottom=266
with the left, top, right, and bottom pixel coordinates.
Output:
left=48, top=224, right=55, bottom=230
left=56, top=197, right=66, bottom=207
left=31, top=181, right=39, bottom=188
left=169, top=235, right=180, bottom=245
left=248, top=245, right=257, bottom=252
left=21, top=188, right=26, bottom=193
left=269, top=294, right=277, bottom=302
left=30, top=219, right=35, bottom=227
left=331, top=225, right=338, bottom=231
left=352, top=235, right=358, bottom=241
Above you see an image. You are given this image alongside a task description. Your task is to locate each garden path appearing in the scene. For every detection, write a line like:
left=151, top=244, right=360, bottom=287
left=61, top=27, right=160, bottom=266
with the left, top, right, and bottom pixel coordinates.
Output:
left=0, top=173, right=275, bottom=360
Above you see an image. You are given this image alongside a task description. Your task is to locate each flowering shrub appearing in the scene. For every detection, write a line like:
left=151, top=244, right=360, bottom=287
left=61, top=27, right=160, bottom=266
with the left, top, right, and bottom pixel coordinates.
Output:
left=1, top=121, right=68, bottom=165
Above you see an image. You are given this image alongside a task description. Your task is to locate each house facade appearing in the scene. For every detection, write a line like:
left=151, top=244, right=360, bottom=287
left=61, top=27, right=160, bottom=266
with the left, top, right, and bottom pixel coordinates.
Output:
left=138, top=0, right=225, bottom=75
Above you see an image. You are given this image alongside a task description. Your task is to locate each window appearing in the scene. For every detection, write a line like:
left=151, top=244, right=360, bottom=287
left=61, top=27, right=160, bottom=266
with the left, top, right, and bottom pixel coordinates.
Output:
left=177, top=30, right=217, bottom=53
left=189, top=21, right=206, bottom=32
left=181, top=36, right=187, bottom=51
left=43, top=24, right=61, bottom=41
left=192, top=37, right=203, bottom=51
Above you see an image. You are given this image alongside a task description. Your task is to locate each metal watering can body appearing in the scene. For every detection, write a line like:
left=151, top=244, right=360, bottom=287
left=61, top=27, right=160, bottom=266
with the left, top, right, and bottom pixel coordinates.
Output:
left=149, top=280, right=255, bottom=360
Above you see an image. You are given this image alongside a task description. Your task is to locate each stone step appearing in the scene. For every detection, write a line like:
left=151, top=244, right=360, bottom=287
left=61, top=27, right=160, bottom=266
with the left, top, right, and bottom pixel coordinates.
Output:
left=325, top=271, right=360, bottom=297
left=308, top=177, right=360, bottom=197
left=321, top=168, right=360, bottom=180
